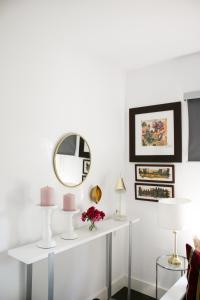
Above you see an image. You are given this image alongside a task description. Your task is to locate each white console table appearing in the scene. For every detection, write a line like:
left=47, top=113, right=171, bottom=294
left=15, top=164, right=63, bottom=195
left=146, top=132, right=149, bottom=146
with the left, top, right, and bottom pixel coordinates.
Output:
left=8, top=217, right=139, bottom=300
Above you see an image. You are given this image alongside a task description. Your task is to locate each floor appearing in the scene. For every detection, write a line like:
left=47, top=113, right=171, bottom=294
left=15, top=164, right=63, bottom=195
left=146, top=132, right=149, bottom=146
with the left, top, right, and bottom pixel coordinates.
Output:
left=112, top=287, right=156, bottom=300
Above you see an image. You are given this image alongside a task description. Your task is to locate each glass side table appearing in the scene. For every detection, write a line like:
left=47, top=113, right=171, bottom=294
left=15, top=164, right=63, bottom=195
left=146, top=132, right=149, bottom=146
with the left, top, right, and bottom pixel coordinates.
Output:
left=156, top=254, right=188, bottom=300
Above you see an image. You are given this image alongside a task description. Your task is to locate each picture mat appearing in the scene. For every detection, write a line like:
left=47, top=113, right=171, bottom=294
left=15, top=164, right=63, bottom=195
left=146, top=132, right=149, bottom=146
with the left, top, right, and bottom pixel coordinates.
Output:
left=135, top=110, right=174, bottom=156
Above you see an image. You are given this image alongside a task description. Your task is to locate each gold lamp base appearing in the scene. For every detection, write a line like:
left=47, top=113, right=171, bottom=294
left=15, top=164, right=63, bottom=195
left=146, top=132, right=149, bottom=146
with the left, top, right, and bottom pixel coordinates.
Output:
left=168, top=254, right=182, bottom=266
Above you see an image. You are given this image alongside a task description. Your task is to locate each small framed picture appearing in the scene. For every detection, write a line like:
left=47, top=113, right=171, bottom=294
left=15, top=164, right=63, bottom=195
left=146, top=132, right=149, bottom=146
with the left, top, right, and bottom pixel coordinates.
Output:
left=83, top=159, right=90, bottom=175
left=135, top=183, right=174, bottom=202
left=135, top=164, right=175, bottom=183
left=82, top=175, right=86, bottom=181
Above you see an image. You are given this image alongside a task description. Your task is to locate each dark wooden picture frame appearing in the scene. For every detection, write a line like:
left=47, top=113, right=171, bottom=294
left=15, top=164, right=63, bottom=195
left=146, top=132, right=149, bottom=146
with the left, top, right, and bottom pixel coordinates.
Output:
left=135, top=164, right=175, bottom=183
left=135, top=183, right=174, bottom=202
left=79, top=137, right=90, bottom=158
left=129, top=102, right=182, bottom=162
left=83, top=159, right=90, bottom=175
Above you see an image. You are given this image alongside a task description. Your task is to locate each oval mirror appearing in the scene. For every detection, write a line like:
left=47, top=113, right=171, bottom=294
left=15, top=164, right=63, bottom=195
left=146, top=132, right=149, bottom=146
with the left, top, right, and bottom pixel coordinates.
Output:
left=53, top=134, right=91, bottom=187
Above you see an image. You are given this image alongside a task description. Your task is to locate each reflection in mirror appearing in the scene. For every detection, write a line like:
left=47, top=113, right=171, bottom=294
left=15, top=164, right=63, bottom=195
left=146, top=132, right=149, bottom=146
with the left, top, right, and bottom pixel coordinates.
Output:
left=53, top=134, right=91, bottom=187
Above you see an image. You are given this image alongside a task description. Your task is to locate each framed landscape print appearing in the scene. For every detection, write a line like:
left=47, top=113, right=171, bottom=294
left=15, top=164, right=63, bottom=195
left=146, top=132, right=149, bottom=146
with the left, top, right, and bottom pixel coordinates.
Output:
left=135, top=183, right=174, bottom=202
left=135, top=164, right=175, bottom=183
left=129, top=102, right=182, bottom=162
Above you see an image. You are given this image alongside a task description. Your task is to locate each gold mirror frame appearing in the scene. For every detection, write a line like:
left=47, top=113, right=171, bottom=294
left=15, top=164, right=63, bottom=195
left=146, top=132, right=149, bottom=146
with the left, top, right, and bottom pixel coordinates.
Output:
left=53, top=133, right=91, bottom=187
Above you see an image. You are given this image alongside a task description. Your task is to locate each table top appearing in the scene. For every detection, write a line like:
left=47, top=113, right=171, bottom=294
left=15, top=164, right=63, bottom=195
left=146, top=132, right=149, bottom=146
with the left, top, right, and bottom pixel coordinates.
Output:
left=156, top=254, right=188, bottom=271
left=8, top=217, right=140, bottom=265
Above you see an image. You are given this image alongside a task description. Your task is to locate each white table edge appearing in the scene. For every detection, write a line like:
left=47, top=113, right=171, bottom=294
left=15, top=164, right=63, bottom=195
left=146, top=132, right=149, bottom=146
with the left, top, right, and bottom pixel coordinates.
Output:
left=8, top=217, right=140, bottom=264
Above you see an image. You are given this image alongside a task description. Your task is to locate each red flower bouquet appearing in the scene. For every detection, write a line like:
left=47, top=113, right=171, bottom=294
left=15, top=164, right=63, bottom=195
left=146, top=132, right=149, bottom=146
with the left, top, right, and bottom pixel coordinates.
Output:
left=81, top=206, right=105, bottom=231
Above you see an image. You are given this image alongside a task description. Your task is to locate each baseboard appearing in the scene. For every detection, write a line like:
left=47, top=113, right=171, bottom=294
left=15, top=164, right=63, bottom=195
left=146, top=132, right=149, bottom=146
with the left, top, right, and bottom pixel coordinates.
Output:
left=87, top=275, right=166, bottom=300
left=124, top=275, right=167, bottom=299
left=86, top=274, right=126, bottom=300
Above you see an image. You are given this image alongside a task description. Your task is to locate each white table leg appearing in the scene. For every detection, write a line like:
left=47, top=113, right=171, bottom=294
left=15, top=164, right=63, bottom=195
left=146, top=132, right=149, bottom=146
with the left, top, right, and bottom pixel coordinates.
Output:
left=106, top=233, right=112, bottom=300
left=26, top=263, right=32, bottom=300
left=127, top=221, right=132, bottom=300
left=48, top=253, right=55, bottom=300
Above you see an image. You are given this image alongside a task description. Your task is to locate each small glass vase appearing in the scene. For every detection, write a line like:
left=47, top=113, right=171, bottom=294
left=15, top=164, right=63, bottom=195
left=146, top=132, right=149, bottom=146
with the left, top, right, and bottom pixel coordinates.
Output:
left=89, top=221, right=97, bottom=231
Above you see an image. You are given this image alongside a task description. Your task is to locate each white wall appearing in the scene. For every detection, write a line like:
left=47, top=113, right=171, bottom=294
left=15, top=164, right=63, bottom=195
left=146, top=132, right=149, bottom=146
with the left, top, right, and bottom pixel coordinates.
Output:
left=126, top=52, right=200, bottom=293
left=0, top=1, right=126, bottom=299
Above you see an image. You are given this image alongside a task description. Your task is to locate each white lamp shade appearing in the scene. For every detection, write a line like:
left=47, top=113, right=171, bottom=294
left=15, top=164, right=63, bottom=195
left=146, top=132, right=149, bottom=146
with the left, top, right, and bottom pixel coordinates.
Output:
left=115, top=177, right=126, bottom=191
left=158, top=198, right=191, bottom=231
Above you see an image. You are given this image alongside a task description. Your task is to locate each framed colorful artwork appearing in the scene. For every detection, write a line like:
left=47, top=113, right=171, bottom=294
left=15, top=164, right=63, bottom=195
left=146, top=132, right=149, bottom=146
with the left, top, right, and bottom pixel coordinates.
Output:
left=135, top=183, right=174, bottom=202
left=129, top=102, right=182, bottom=162
left=135, top=164, right=175, bottom=183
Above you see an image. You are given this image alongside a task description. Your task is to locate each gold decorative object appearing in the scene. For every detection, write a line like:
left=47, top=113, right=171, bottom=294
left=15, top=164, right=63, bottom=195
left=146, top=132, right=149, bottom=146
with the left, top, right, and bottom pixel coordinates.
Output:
left=90, top=185, right=102, bottom=204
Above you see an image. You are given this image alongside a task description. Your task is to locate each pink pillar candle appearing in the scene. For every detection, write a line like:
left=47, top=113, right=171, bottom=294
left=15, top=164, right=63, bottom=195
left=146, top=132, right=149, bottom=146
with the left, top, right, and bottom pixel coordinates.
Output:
left=63, top=193, right=76, bottom=211
left=40, top=186, right=55, bottom=206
